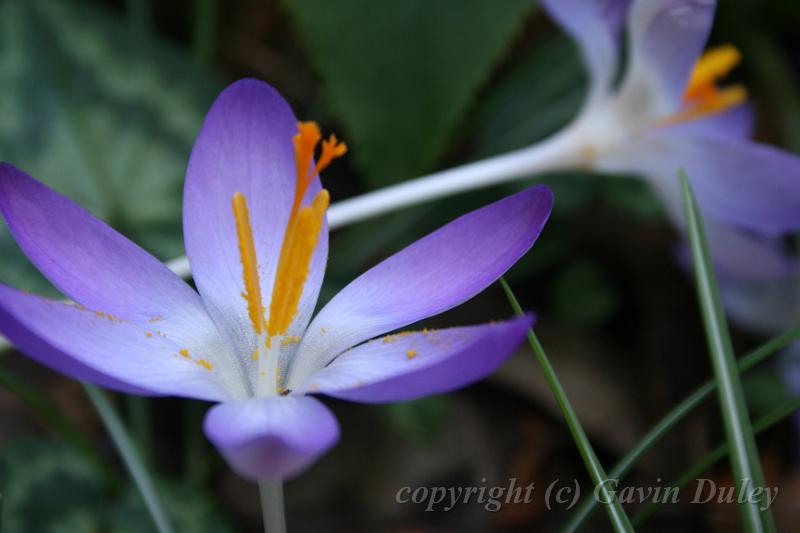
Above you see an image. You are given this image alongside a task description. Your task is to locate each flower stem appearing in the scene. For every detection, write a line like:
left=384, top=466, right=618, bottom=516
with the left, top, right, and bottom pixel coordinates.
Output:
left=326, top=129, right=581, bottom=229
left=259, top=480, right=287, bottom=533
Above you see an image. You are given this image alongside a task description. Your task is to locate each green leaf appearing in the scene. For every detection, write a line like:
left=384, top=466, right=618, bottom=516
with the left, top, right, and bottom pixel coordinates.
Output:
left=632, top=397, right=800, bottom=526
left=468, top=35, right=585, bottom=159
left=500, top=278, right=634, bottom=533
left=283, top=0, right=537, bottom=186
left=680, top=170, right=776, bottom=533
left=0, top=0, right=220, bottom=295
left=0, top=438, right=234, bottom=533
left=560, top=324, right=800, bottom=532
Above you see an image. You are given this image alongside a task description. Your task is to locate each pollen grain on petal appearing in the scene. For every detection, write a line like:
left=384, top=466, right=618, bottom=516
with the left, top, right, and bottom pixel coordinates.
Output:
left=406, top=350, right=418, bottom=360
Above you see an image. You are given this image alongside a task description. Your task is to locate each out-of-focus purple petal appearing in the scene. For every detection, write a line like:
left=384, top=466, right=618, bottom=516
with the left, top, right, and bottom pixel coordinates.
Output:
left=702, top=222, right=795, bottom=281
left=623, top=0, right=716, bottom=110
left=720, top=275, right=800, bottom=335
left=602, top=0, right=634, bottom=35
left=541, top=0, right=619, bottom=109
left=652, top=132, right=800, bottom=235
left=183, top=79, right=328, bottom=368
left=0, top=164, right=209, bottom=326
left=288, top=186, right=552, bottom=386
left=204, top=395, right=339, bottom=481
left=600, top=131, right=800, bottom=235
left=0, top=284, right=230, bottom=401
left=664, top=103, right=755, bottom=140
left=294, top=317, right=532, bottom=403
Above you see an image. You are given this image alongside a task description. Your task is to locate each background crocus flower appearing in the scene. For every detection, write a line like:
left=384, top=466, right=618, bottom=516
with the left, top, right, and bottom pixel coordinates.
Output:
left=0, top=79, right=552, bottom=481
left=322, top=0, right=800, bottom=282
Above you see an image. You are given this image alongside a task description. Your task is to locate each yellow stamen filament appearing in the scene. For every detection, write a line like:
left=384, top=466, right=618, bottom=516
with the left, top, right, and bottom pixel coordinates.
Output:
left=232, top=192, right=266, bottom=335
left=266, top=121, right=346, bottom=340
left=661, top=45, right=747, bottom=125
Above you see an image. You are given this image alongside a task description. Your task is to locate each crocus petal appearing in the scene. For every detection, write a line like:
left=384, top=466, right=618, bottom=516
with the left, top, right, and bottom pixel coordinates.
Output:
left=542, top=0, right=619, bottom=109
left=295, top=316, right=532, bottom=403
left=691, top=221, right=796, bottom=281
left=623, top=0, right=716, bottom=112
left=203, top=395, right=339, bottom=481
left=663, top=103, right=754, bottom=140
left=639, top=132, right=800, bottom=235
left=183, top=79, right=328, bottom=368
left=287, top=186, right=552, bottom=387
left=0, top=285, right=230, bottom=401
left=0, top=164, right=209, bottom=324
left=720, top=275, right=800, bottom=335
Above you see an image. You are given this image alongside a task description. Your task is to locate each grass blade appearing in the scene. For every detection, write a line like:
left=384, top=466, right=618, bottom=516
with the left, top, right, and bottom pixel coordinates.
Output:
left=83, top=384, right=174, bottom=533
left=680, top=171, right=775, bottom=533
left=560, top=324, right=800, bottom=532
left=632, top=397, right=800, bottom=526
left=500, top=278, right=634, bottom=532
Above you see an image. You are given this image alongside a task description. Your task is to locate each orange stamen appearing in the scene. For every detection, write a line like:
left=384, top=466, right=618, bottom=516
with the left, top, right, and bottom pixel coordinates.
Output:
left=232, top=192, right=266, bottom=334
left=266, top=122, right=345, bottom=340
left=659, top=44, right=747, bottom=126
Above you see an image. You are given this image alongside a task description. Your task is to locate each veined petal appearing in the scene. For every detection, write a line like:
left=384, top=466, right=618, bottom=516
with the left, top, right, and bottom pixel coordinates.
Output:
left=183, top=79, right=328, bottom=373
left=203, top=395, right=339, bottom=481
left=0, top=164, right=209, bottom=325
left=294, top=317, right=533, bottom=403
left=542, top=0, right=619, bottom=109
left=287, top=187, right=552, bottom=387
left=0, top=285, right=230, bottom=401
left=622, top=0, right=716, bottom=113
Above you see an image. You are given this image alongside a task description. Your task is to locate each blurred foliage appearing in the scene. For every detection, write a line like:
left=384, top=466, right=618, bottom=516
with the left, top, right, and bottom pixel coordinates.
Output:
left=283, top=0, right=537, bottom=186
left=0, top=0, right=220, bottom=295
left=0, top=439, right=234, bottom=532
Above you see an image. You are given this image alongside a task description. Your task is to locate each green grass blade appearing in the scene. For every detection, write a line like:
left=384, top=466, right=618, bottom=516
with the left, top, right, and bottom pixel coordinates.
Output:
left=632, top=397, right=800, bottom=526
left=560, top=324, right=800, bottom=532
left=83, top=384, right=174, bottom=533
left=500, top=278, right=634, bottom=533
left=680, top=171, right=775, bottom=533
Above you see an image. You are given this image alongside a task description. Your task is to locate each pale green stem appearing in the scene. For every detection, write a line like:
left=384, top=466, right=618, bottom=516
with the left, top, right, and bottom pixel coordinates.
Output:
left=259, top=480, right=287, bottom=533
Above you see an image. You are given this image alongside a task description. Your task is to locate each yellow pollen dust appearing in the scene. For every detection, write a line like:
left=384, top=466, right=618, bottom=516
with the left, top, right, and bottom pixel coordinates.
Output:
left=233, top=192, right=266, bottom=335
left=663, top=44, right=746, bottom=125
left=266, top=122, right=346, bottom=339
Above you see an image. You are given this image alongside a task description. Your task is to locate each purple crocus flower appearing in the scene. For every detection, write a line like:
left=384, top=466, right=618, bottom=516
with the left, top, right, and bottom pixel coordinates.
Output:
left=540, top=0, right=800, bottom=279
left=326, top=0, right=800, bottom=282
left=0, top=79, right=552, bottom=481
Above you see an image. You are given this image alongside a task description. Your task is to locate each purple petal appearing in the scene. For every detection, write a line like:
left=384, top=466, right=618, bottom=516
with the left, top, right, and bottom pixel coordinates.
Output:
left=288, top=186, right=552, bottom=386
left=720, top=275, right=800, bottom=335
left=203, top=395, right=339, bottom=481
left=295, top=316, right=533, bottom=403
left=0, top=164, right=208, bottom=324
left=183, top=79, right=328, bottom=369
left=602, top=0, right=634, bottom=35
left=646, top=132, right=800, bottom=235
left=662, top=103, right=754, bottom=140
left=699, top=221, right=795, bottom=281
left=0, top=284, right=230, bottom=400
left=542, top=0, right=619, bottom=108
left=623, top=0, right=716, bottom=110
